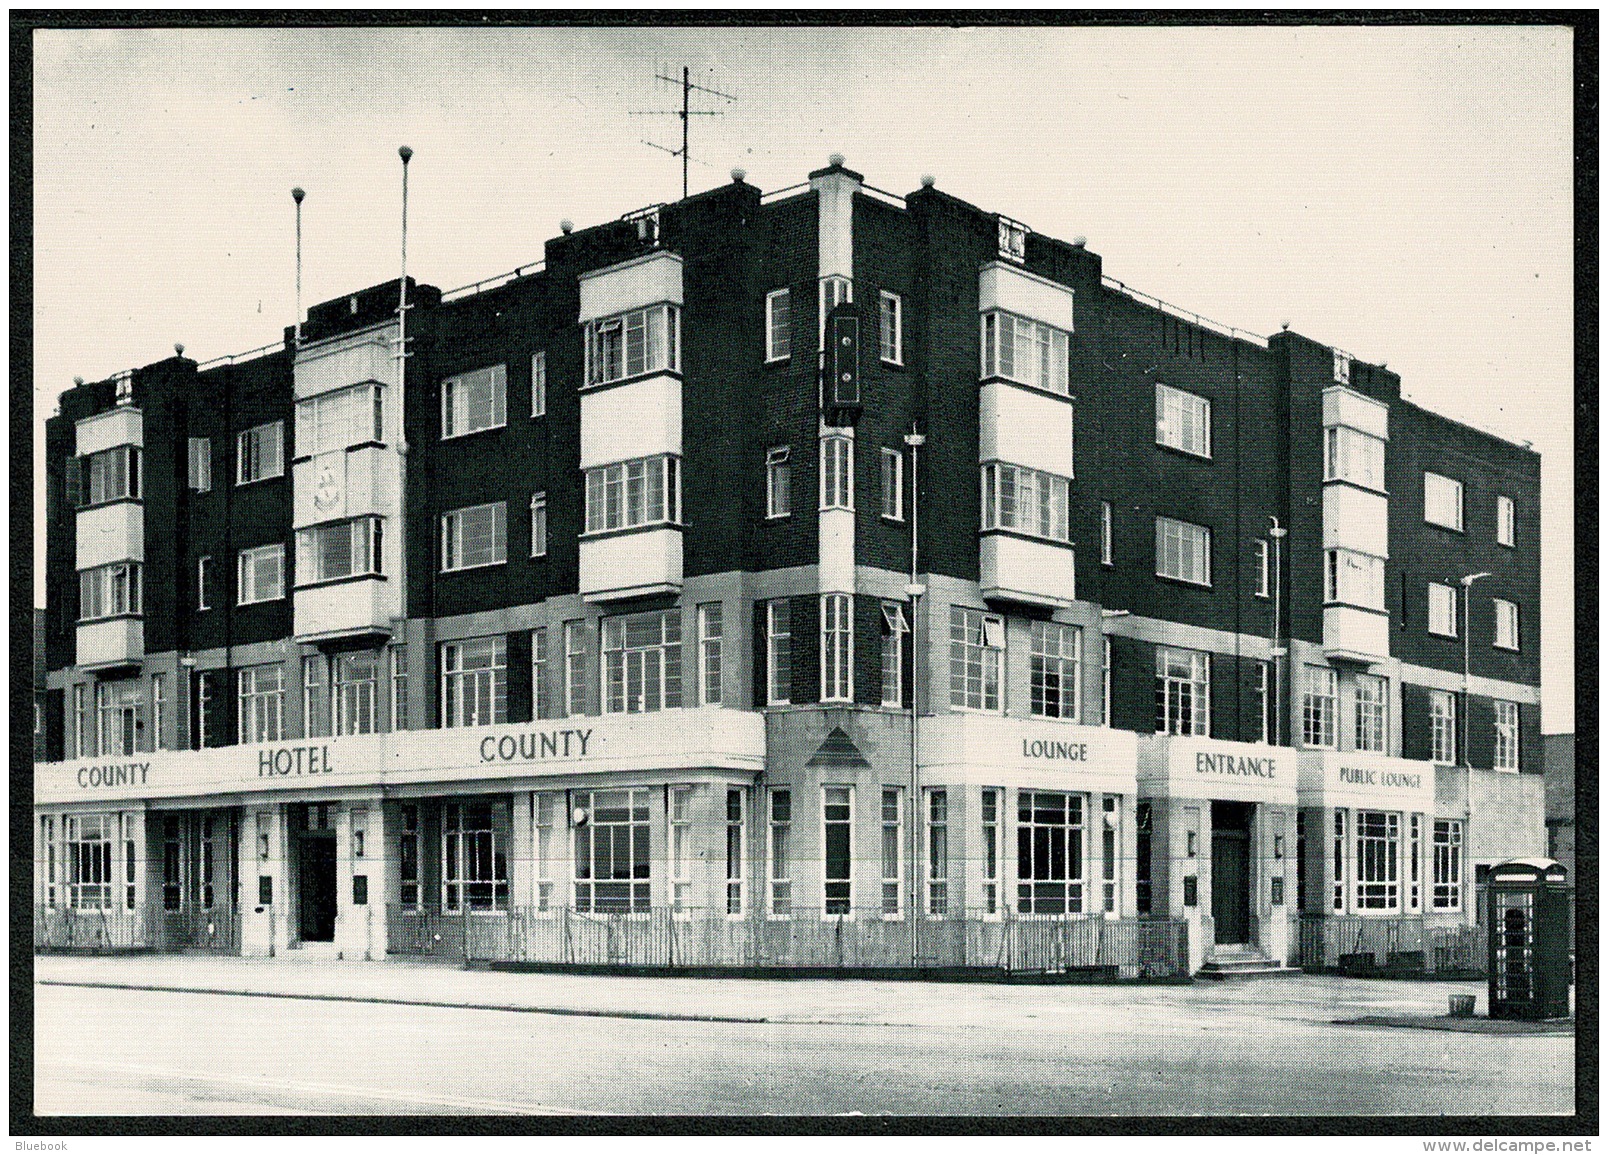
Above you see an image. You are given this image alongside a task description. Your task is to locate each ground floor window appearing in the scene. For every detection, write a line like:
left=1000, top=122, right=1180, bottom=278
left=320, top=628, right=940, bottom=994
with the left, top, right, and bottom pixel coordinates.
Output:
left=824, top=786, right=853, bottom=915
left=1017, top=791, right=1084, bottom=915
left=927, top=789, right=948, bottom=917
left=981, top=788, right=1001, bottom=916
left=64, top=813, right=115, bottom=909
left=442, top=801, right=508, bottom=911
left=1101, top=796, right=1118, bottom=913
left=574, top=789, right=649, bottom=914
left=1354, top=810, right=1400, bottom=910
left=398, top=804, right=420, bottom=908
left=1433, top=819, right=1463, bottom=910
left=726, top=788, right=745, bottom=915
left=1135, top=802, right=1152, bottom=915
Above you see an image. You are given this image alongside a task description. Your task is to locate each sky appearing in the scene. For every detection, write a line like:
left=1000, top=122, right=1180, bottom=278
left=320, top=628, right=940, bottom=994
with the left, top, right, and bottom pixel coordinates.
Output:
left=29, top=23, right=1577, bottom=731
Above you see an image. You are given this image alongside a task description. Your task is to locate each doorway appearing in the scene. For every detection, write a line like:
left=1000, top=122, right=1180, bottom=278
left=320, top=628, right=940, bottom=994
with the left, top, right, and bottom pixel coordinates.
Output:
left=295, top=803, right=338, bottom=943
left=1211, top=801, right=1254, bottom=945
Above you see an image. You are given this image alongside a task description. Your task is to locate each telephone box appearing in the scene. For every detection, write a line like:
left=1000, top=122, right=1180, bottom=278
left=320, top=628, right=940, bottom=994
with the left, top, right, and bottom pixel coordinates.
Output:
left=1486, top=857, right=1571, bottom=1021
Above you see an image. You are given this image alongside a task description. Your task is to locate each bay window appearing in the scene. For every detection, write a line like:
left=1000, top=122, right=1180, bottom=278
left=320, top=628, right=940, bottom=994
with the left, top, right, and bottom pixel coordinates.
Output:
left=981, top=462, right=1071, bottom=541
left=585, top=304, right=680, bottom=387
left=584, top=455, right=680, bottom=533
left=1017, top=791, right=1084, bottom=915
left=980, top=310, right=1069, bottom=395
left=85, top=444, right=141, bottom=504
left=1355, top=810, right=1400, bottom=911
left=79, top=561, right=142, bottom=620
left=1325, top=426, right=1385, bottom=490
left=573, top=788, right=650, bottom=913
left=296, top=517, right=382, bottom=585
left=296, top=383, right=383, bottom=456
left=1325, top=549, right=1385, bottom=609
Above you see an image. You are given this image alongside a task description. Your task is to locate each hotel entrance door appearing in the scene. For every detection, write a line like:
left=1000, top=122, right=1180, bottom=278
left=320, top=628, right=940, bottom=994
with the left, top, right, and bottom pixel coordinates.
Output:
left=294, top=803, right=338, bottom=943
left=1211, top=801, right=1253, bottom=945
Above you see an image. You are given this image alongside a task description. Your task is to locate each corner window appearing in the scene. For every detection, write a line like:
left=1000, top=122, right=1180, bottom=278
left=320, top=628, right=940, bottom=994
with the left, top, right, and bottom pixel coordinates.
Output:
left=237, top=544, right=285, bottom=605
left=529, top=493, right=548, bottom=558
left=585, top=304, right=680, bottom=387
left=1155, top=384, right=1211, bottom=458
left=878, top=290, right=902, bottom=364
left=820, top=436, right=853, bottom=511
left=1155, top=516, right=1211, bottom=586
left=584, top=455, right=680, bottom=533
left=530, top=351, right=547, bottom=417
left=765, top=289, right=791, bottom=362
left=982, top=463, right=1070, bottom=542
left=1427, top=582, right=1459, bottom=638
left=297, top=383, right=383, bottom=456
left=1493, top=598, right=1519, bottom=651
left=1424, top=472, right=1464, bottom=531
left=236, top=421, right=284, bottom=485
left=820, top=593, right=853, bottom=703
left=441, top=502, right=508, bottom=571
left=817, top=277, right=852, bottom=351
left=980, top=310, right=1069, bottom=395
left=880, top=447, right=904, bottom=520
left=296, top=517, right=382, bottom=585
left=766, top=446, right=791, bottom=518
left=441, top=365, right=507, bottom=439
left=1497, top=494, right=1516, bottom=547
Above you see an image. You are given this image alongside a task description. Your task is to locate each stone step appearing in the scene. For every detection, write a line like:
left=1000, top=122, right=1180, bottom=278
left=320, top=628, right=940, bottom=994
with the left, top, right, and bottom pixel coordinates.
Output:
left=1198, top=957, right=1303, bottom=980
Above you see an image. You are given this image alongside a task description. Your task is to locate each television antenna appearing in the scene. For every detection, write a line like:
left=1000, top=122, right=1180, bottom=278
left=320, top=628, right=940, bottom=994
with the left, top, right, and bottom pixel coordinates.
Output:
left=629, top=65, right=737, bottom=200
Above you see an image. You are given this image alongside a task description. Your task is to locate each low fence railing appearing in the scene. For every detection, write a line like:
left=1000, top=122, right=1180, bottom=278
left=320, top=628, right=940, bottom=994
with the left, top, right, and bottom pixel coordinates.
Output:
left=35, top=904, right=242, bottom=954
left=388, top=905, right=1191, bottom=978
left=1296, top=913, right=1488, bottom=976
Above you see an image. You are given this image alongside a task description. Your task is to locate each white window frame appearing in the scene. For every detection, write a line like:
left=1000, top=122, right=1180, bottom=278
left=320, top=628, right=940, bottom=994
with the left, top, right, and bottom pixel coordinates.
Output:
left=1256, top=660, right=1272, bottom=744
left=73, top=684, right=90, bottom=759
left=927, top=787, right=950, bottom=918
left=79, top=561, right=143, bottom=621
left=237, top=664, right=285, bottom=745
left=295, top=516, right=382, bottom=586
left=726, top=788, right=746, bottom=917
left=585, top=304, right=681, bottom=388
left=979, top=309, right=1070, bottom=396
left=981, top=462, right=1072, bottom=542
left=1015, top=790, right=1086, bottom=916
left=441, top=800, right=509, bottom=912
left=1494, top=700, right=1520, bottom=771
left=601, top=609, right=682, bottom=715
left=85, top=445, right=142, bottom=505
left=530, top=351, right=547, bottom=418
left=1432, top=819, right=1463, bottom=910
left=95, top=680, right=142, bottom=758
left=296, top=382, right=383, bottom=457
left=236, top=543, right=285, bottom=606
left=765, top=446, right=791, bottom=518
left=997, top=216, right=1028, bottom=262
left=1101, top=501, right=1113, bottom=566
left=1325, top=426, right=1385, bottom=491
left=1155, top=383, right=1212, bottom=458
left=196, top=556, right=212, bottom=611
left=1029, top=620, right=1082, bottom=721
left=820, top=593, right=853, bottom=704
left=1325, top=549, right=1385, bottom=610
left=820, top=435, right=853, bottom=511
left=949, top=606, right=1004, bottom=713
left=768, top=787, right=792, bottom=918
left=188, top=437, right=211, bottom=493
left=1497, top=494, right=1516, bottom=547
left=334, top=650, right=379, bottom=736
left=669, top=786, right=692, bottom=915
left=880, top=786, right=904, bottom=919
left=880, top=602, right=908, bottom=709
left=1429, top=689, right=1457, bottom=765
left=439, top=636, right=508, bottom=729
left=697, top=603, right=723, bottom=707
left=766, top=600, right=791, bottom=706
left=817, top=276, right=852, bottom=351
left=572, top=788, right=650, bottom=914
left=1155, top=646, right=1210, bottom=737
left=529, top=492, right=548, bottom=558
left=1254, top=538, right=1270, bottom=598
left=303, top=655, right=328, bottom=740
left=151, top=672, right=166, bottom=752
left=584, top=455, right=681, bottom=534
left=981, top=788, right=1001, bottom=917
left=1354, top=673, right=1388, bottom=754
left=765, top=289, right=791, bottom=363
left=389, top=644, right=409, bottom=731
left=1493, top=598, right=1520, bottom=651
left=1424, top=471, right=1464, bottom=531
left=1102, top=637, right=1113, bottom=728
left=441, top=502, right=508, bottom=572
left=880, top=447, right=904, bottom=521
left=441, top=364, right=508, bottom=440
left=235, top=420, right=285, bottom=485
left=822, top=784, right=854, bottom=917
left=1302, top=665, right=1339, bottom=749
left=878, top=290, right=903, bottom=365
left=1354, top=810, right=1401, bottom=911
left=564, top=620, right=588, bottom=717
left=1155, top=516, right=1212, bottom=586
left=1428, top=582, right=1459, bottom=638
left=1333, top=349, right=1352, bottom=385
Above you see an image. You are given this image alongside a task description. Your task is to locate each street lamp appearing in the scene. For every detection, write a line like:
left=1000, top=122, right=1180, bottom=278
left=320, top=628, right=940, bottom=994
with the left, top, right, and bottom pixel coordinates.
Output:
left=904, top=427, right=925, bottom=967
left=1458, top=572, right=1492, bottom=767
left=1269, top=518, right=1287, bottom=745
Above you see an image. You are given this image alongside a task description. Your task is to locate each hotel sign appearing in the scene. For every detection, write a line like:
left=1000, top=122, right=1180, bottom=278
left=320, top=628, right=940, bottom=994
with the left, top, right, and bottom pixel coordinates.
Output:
left=919, top=715, right=1139, bottom=795
left=1297, top=750, right=1437, bottom=811
left=36, top=711, right=765, bottom=806
left=1139, top=736, right=1297, bottom=804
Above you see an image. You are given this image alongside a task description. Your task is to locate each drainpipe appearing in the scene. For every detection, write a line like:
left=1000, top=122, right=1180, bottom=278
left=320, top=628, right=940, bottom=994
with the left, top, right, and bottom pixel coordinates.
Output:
left=904, top=426, right=926, bottom=967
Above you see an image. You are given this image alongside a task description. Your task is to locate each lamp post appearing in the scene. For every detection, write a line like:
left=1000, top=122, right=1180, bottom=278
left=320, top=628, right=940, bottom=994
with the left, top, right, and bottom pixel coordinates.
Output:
left=1268, top=518, right=1287, bottom=745
left=1459, top=572, right=1491, bottom=767
left=903, top=426, right=925, bottom=967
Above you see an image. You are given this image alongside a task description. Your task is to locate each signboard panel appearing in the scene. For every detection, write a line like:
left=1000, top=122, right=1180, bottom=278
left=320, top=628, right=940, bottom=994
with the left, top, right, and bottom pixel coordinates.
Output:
left=918, top=715, right=1138, bottom=795
left=1297, top=749, right=1438, bottom=812
left=1138, top=735, right=1298, bottom=804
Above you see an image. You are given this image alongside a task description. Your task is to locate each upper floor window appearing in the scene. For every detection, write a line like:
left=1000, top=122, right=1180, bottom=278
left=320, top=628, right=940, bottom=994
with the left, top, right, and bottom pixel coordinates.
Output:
left=296, top=383, right=383, bottom=457
left=237, top=544, right=285, bottom=605
left=1429, top=689, right=1457, bottom=764
left=949, top=606, right=1004, bottom=713
left=1254, top=538, right=1270, bottom=597
left=1497, top=495, right=1516, bottom=547
left=602, top=609, right=682, bottom=714
left=1325, top=549, right=1385, bottom=610
left=441, top=502, right=507, bottom=571
left=584, top=455, right=680, bottom=534
left=440, top=636, right=507, bottom=729
left=766, top=446, right=791, bottom=518
left=1332, top=349, right=1352, bottom=385
left=880, top=602, right=908, bottom=709
left=1494, top=700, right=1520, bottom=771
left=441, top=365, right=507, bottom=439
left=982, top=462, right=1070, bottom=542
left=1493, top=598, right=1520, bottom=650
left=586, top=304, right=680, bottom=387
left=820, top=436, right=853, bottom=511
left=1155, top=384, right=1211, bottom=458
left=1428, top=582, right=1459, bottom=638
left=79, top=561, right=142, bottom=621
left=238, top=664, right=285, bottom=745
left=1029, top=621, right=1082, bottom=720
left=296, top=516, right=382, bottom=585
left=1301, top=665, right=1338, bottom=749
left=765, top=289, right=791, bottom=362
left=1325, top=426, right=1385, bottom=490
left=1101, top=501, right=1113, bottom=566
left=879, top=291, right=903, bottom=364
left=530, top=492, right=548, bottom=557
left=1424, top=471, right=1464, bottom=531
left=236, top=421, right=284, bottom=485
left=530, top=351, right=547, bottom=417
left=1155, top=516, right=1211, bottom=587
left=980, top=311, right=1069, bottom=396
left=820, top=593, right=854, bottom=703
left=997, top=216, right=1028, bottom=262
left=196, top=556, right=212, bottom=611
left=1355, top=673, right=1388, bottom=754
left=1155, top=646, right=1209, bottom=736
left=187, top=438, right=211, bottom=492
left=85, top=445, right=141, bottom=505
left=818, top=277, right=852, bottom=350
left=881, top=448, right=904, bottom=520
left=765, top=600, right=791, bottom=706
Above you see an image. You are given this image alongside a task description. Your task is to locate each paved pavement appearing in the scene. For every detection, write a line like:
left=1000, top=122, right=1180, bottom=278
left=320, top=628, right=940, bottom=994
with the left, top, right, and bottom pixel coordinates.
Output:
left=30, top=955, right=1576, bottom=1116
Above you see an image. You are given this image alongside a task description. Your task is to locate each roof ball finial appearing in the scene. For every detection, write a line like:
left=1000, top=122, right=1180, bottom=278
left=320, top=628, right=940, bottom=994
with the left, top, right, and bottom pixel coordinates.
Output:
left=291, top=187, right=305, bottom=204
left=174, top=343, right=185, bottom=356
left=920, top=174, right=936, bottom=188
left=731, top=167, right=747, bottom=183
left=560, top=219, right=574, bottom=235
left=829, top=152, right=845, bottom=168
left=398, top=145, right=413, bottom=163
